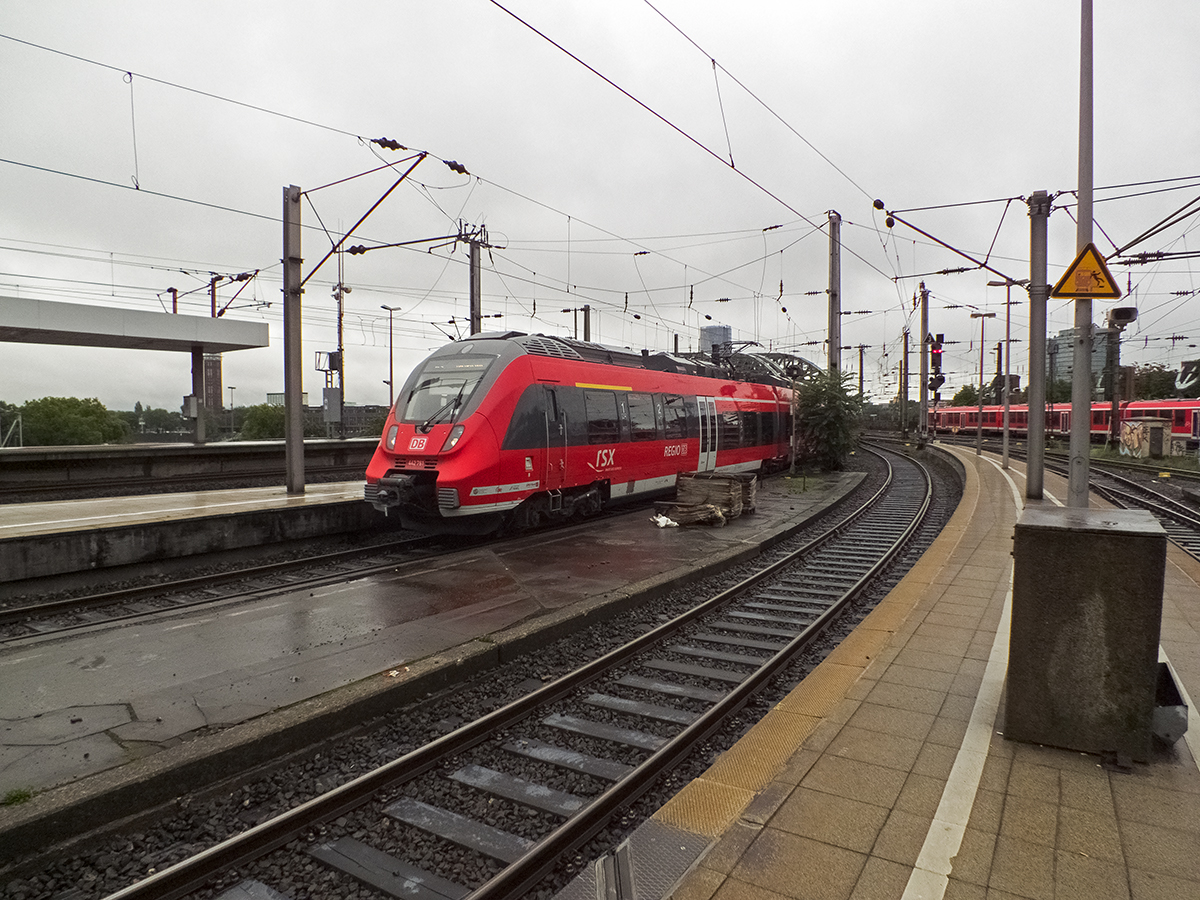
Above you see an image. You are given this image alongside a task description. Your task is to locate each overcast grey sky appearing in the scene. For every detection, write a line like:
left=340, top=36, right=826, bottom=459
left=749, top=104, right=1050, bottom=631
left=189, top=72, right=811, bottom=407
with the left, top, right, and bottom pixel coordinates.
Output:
left=2, top=1, right=1198, bottom=411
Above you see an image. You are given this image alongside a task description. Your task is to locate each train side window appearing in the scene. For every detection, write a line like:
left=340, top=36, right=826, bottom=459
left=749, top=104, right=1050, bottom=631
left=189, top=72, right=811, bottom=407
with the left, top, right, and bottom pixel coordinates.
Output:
left=501, top=384, right=547, bottom=450
left=720, top=409, right=742, bottom=448
left=585, top=390, right=621, bottom=444
left=663, top=395, right=688, bottom=439
left=1176, top=409, right=1186, bottom=427
left=556, top=387, right=587, bottom=444
left=762, top=407, right=777, bottom=444
left=628, top=392, right=658, bottom=441
left=741, top=410, right=759, bottom=446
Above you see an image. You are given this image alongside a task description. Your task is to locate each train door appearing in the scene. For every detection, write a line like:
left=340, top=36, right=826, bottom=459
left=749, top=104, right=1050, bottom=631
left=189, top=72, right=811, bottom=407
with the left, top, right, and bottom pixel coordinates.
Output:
left=1059, top=411, right=1070, bottom=434
left=1192, top=410, right=1200, bottom=440
left=544, top=387, right=566, bottom=492
left=697, top=396, right=717, bottom=471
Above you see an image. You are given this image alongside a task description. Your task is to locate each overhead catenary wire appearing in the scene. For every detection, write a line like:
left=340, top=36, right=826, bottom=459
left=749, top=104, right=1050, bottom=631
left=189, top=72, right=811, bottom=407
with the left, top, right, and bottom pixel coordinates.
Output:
left=640, top=0, right=875, bottom=202
left=3, top=26, right=895, bottom=329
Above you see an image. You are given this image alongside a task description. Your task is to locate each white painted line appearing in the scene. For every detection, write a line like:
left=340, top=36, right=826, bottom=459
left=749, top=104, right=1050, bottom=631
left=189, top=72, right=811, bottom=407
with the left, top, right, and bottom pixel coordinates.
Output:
left=1158, top=650, right=1200, bottom=767
left=904, top=450, right=1200, bottom=899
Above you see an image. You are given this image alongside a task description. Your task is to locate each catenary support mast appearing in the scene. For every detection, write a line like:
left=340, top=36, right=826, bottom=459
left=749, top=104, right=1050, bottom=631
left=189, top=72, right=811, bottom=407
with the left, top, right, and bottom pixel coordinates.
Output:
left=283, top=185, right=305, bottom=494
left=1068, top=0, right=1094, bottom=507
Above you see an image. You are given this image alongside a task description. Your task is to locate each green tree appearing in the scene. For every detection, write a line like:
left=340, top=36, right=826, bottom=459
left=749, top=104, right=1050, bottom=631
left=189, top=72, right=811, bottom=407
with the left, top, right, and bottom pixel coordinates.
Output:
left=20, top=397, right=130, bottom=446
left=239, top=403, right=286, bottom=439
left=238, top=404, right=324, bottom=439
left=1134, top=363, right=1177, bottom=400
left=1045, top=379, right=1072, bottom=403
left=793, top=369, right=862, bottom=471
left=143, top=406, right=185, bottom=433
left=950, top=384, right=978, bottom=406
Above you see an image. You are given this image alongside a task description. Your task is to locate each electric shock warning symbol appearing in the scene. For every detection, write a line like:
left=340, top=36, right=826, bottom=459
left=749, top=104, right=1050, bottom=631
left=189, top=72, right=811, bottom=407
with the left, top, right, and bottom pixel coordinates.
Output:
left=1050, top=242, right=1122, bottom=299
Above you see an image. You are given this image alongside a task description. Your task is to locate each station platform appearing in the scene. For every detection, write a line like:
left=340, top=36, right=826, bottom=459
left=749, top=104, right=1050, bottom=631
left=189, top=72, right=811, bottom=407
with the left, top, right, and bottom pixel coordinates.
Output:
left=624, top=444, right=1200, bottom=900
left=0, top=482, right=375, bottom=586
left=0, top=467, right=864, bottom=863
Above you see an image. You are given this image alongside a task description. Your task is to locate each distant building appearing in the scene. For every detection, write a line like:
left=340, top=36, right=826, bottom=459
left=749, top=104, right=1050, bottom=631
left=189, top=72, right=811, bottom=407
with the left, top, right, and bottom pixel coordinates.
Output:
left=1047, top=325, right=1115, bottom=391
left=266, top=392, right=310, bottom=406
left=699, top=324, right=732, bottom=357
left=203, top=353, right=223, bottom=410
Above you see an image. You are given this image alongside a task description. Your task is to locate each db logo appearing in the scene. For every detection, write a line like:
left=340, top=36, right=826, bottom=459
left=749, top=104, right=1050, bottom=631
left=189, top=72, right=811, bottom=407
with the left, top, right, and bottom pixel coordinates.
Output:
left=595, top=449, right=616, bottom=467
left=409, top=437, right=428, bottom=451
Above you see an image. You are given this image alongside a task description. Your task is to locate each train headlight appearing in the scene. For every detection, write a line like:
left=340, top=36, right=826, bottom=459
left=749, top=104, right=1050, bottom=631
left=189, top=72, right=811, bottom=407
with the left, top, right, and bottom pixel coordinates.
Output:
left=385, top=424, right=398, bottom=450
left=441, top=424, right=465, bottom=452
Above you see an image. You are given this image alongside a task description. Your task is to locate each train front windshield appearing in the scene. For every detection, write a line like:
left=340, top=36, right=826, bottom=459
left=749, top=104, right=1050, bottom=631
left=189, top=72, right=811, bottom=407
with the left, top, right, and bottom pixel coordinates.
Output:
left=395, top=354, right=496, bottom=427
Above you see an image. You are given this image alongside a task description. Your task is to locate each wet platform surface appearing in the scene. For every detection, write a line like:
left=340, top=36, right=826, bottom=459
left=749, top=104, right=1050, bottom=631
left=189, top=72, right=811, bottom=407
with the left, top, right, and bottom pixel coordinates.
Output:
left=612, top=445, right=1200, bottom=900
left=0, top=482, right=376, bottom=584
left=0, top=481, right=364, bottom=538
left=0, top=471, right=860, bottom=815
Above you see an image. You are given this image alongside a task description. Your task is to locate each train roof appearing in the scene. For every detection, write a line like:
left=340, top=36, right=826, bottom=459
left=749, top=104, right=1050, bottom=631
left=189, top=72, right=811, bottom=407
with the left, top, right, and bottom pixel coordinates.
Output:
left=458, top=331, right=804, bottom=388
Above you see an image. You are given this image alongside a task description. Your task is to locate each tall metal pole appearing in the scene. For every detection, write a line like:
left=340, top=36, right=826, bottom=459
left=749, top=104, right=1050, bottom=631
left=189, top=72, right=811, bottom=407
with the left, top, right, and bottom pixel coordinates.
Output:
left=971, top=312, right=996, bottom=455
left=283, top=184, right=305, bottom=494
left=858, top=345, right=866, bottom=397
left=469, top=240, right=482, bottom=335
left=901, top=329, right=909, bottom=438
left=191, top=346, right=206, bottom=444
left=381, top=304, right=400, bottom=408
left=334, top=253, right=347, bottom=440
left=1027, top=191, right=1050, bottom=498
left=919, top=283, right=929, bottom=440
left=583, top=304, right=591, bottom=342
left=1003, top=284, right=1012, bottom=468
left=827, top=210, right=841, bottom=373
left=1108, top=325, right=1119, bottom=446
left=1068, top=0, right=1095, bottom=507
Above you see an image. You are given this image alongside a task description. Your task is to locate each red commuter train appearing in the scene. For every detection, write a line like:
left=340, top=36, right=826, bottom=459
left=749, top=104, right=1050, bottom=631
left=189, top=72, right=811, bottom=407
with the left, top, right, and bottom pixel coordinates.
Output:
left=364, top=332, right=794, bottom=533
left=930, top=398, right=1200, bottom=440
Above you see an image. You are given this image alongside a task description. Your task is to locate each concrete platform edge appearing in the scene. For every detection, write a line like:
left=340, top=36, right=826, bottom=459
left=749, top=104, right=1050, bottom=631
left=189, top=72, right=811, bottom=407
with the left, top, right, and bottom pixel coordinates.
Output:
left=0, top=500, right=379, bottom=586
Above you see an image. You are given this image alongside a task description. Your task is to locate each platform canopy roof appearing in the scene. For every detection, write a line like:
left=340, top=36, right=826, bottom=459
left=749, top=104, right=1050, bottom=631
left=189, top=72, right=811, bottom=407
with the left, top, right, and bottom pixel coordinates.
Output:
left=0, top=296, right=269, bottom=353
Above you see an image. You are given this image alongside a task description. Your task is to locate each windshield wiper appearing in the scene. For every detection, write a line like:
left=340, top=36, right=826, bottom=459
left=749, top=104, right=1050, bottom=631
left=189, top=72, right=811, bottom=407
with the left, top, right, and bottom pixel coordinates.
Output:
left=418, top=388, right=464, bottom=433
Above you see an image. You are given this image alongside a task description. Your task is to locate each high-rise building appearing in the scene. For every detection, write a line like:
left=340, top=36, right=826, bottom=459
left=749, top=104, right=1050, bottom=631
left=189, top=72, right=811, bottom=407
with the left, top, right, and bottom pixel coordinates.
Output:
left=203, top=353, right=223, bottom=410
left=1046, top=324, right=1114, bottom=392
left=699, top=324, right=732, bottom=358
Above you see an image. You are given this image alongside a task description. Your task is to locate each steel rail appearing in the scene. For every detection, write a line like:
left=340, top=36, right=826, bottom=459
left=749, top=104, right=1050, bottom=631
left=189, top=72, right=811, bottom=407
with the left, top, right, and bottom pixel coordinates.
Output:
left=469, top=447, right=933, bottom=900
left=0, top=535, right=443, bottom=632
left=100, top=448, right=923, bottom=900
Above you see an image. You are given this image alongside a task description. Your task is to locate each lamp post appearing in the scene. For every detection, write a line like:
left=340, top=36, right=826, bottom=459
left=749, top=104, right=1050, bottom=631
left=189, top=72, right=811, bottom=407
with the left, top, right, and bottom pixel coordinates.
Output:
left=970, top=312, right=996, bottom=456
left=988, top=279, right=1029, bottom=469
left=228, top=386, right=236, bottom=435
left=381, top=305, right=401, bottom=407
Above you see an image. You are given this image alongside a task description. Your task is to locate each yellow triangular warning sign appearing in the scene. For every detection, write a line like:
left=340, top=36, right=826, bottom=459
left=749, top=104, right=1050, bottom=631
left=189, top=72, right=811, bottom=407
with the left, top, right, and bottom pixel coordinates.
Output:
left=1051, top=242, right=1122, bottom=299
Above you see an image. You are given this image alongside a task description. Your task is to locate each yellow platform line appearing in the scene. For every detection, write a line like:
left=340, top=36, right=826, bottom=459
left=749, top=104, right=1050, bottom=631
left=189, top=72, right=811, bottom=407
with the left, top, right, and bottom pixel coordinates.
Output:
left=652, top=447, right=983, bottom=842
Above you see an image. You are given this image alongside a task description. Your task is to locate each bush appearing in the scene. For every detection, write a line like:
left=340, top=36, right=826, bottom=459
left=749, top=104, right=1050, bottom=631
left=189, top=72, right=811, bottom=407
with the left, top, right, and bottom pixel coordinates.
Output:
left=238, top=404, right=325, bottom=439
left=18, top=397, right=130, bottom=446
left=793, top=369, right=862, bottom=471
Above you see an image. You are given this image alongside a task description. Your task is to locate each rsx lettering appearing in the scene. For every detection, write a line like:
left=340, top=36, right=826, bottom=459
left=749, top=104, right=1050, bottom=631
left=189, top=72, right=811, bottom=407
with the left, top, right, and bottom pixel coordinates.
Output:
left=595, top=449, right=616, bottom=467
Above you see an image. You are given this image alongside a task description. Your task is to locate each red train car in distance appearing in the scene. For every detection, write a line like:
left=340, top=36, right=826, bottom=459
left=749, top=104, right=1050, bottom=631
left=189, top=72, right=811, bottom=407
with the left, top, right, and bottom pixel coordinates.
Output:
left=930, top=398, right=1200, bottom=440
left=365, top=332, right=793, bottom=533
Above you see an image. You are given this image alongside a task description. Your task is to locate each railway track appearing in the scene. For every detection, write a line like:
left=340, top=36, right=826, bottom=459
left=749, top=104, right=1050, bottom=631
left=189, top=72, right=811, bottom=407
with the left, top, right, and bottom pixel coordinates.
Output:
left=1082, top=466, right=1200, bottom=558
left=96, top=444, right=931, bottom=900
left=0, top=534, right=449, bottom=643
left=911, top=432, right=1200, bottom=560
